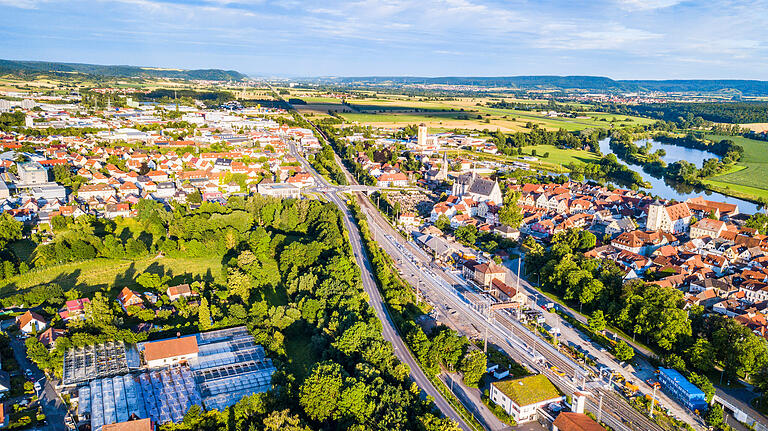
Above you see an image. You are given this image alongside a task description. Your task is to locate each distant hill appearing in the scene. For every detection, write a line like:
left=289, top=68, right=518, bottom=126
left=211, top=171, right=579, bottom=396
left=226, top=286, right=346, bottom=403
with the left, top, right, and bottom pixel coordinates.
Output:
left=0, top=59, right=246, bottom=81
left=318, top=76, right=768, bottom=96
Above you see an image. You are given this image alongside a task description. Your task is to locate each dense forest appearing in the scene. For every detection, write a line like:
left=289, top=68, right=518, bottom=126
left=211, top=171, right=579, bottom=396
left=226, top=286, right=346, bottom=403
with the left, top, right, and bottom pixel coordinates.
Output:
left=627, top=102, right=768, bottom=124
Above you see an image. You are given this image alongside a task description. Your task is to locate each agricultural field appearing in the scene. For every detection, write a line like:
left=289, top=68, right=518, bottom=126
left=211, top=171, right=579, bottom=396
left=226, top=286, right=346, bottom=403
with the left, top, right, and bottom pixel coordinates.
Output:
left=332, top=98, right=653, bottom=132
left=704, top=135, right=768, bottom=199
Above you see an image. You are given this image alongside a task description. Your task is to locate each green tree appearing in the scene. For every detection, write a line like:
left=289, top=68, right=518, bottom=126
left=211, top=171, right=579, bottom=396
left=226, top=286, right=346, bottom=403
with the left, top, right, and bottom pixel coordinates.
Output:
left=454, top=225, right=478, bottom=246
left=614, top=340, right=634, bottom=362
left=198, top=297, right=212, bottom=330
left=434, top=214, right=451, bottom=232
left=706, top=403, right=724, bottom=428
left=299, top=361, right=344, bottom=422
left=85, top=292, right=115, bottom=331
left=0, top=212, right=22, bottom=248
left=578, top=230, right=597, bottom=250
left=685, top=339, right=715, bottom=373
left=460, top=350, right=487, bottom=388
left=25, top=337, right=51, bottom=371
left=588, top=310, right=606, bottom=333
left=187, top=189, right=202, bottom=204
left=263, top=409, right=311, bottom=431
left=498, top=191, right=523, bottom=228
left=227, top=268, right=253, bottom=302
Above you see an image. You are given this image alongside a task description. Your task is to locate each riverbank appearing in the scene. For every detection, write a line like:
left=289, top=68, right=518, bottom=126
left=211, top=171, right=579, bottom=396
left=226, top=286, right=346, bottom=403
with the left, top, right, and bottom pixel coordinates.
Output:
left=597, top=137, right=762, bottom=213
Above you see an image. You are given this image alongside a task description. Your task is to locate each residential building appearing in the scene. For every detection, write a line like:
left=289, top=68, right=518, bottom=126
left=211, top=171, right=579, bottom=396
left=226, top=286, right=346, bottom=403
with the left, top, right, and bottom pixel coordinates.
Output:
left=17, top=161, right=48, bottom=185
left=59, top=298, right=91, bottom=321
left=102, top=418, right=155, bottom=431
left=690, top=218, right=727, bottom=239
left=377, top=172, right=409, bottom=187
left=117, top=287, right=144, bottom=311
left=38, top=328, right=66, bottom=348
left=646, top=200, right=691, bottom=234
left=167, top=284, right=194, bottom=301
left=141, top=336, right=199, bottom=368
left=473, top=261, right=506, bottom=287
left=17, top=310, right=47, bottom=334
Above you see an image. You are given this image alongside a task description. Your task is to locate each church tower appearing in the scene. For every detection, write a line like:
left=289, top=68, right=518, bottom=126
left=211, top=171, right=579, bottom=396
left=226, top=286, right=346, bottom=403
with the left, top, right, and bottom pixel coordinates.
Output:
left=437, top=151, right=448, bottom=181
left=417, top=123, right=428, bottom=148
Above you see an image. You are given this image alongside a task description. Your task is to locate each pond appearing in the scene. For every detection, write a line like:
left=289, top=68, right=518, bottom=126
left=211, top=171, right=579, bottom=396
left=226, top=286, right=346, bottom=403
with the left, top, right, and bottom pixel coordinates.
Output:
left=597, top=138, right=761, bottom=214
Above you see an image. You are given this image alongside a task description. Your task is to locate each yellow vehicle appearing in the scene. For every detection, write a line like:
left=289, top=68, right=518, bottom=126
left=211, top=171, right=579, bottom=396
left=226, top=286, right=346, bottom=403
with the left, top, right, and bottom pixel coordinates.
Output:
left=550, top=366, right=566, bottom=377
left=625, top=380, right=639, bottom=394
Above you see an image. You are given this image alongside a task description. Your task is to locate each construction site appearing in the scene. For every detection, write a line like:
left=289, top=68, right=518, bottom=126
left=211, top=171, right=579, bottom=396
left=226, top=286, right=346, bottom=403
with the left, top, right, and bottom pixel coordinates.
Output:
left=66, top=326, right=276, bottom=431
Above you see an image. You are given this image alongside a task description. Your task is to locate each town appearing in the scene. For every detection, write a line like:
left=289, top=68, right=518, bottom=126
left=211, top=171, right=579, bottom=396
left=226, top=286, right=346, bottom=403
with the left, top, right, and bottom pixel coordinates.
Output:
left=0, top=75, right=766, bottom=431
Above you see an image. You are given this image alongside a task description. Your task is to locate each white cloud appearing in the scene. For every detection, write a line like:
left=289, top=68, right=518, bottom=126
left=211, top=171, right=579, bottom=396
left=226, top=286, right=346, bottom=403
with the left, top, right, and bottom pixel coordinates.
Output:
left=615, top=0, right=683, bottom=11
left=0, top=0, right=43, bottom=9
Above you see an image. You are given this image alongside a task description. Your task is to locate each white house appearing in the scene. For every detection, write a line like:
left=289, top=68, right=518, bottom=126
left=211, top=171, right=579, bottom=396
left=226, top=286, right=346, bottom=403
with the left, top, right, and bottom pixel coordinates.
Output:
left=490, top=374, right=564, bottom=423
left=141, top=336, right=199, bottom=368
left=17, top=311, right=48, bottom=334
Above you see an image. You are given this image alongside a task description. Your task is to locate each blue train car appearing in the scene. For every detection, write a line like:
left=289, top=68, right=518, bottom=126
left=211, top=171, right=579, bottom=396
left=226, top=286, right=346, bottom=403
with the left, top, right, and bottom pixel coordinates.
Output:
left=658, top=367, right=708, bottom=413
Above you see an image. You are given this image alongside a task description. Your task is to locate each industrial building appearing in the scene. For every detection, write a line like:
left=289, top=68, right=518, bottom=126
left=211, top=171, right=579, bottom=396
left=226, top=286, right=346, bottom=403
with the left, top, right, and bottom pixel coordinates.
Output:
left=657, top=367, right=708, bottom=413
left=68, top=327, right=275, bottom=431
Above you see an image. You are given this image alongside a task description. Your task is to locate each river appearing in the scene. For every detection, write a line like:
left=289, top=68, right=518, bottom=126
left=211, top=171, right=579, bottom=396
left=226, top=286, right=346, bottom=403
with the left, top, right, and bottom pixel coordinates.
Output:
left=597, top=138, right=762, bottom=214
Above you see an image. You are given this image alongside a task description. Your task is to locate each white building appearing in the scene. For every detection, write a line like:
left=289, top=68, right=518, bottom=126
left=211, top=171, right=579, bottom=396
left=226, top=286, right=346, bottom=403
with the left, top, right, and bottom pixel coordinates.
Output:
left=140, top=336, right=199, bottom=368
left=17, top=311, right=48, bottom=334
left=417, top=123, right=428, bottom=148
left=490, top=374, right=564, bottom=423
left=646, top=200, right=691, bottom=234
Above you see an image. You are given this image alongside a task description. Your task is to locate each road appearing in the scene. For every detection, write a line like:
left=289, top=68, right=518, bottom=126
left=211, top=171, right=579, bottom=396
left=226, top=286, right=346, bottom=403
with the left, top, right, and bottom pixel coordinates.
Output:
left=6, top=332, right=67, bottom=431
left=288, top=141, right=474, bottom=431
left=356, top=198, right=666, bottom=431
left=503, top=257, right=706, bottom=429
left=285, top=100, right=691, bottom=431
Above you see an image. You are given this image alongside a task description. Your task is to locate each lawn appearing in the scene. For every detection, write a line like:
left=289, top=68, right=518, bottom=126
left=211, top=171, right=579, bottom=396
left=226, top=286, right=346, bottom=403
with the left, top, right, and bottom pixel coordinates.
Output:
left=0, top=256, right=224, bottom=298
left=705, top=134, right=768, bottom=195
left=449, top=145, right=600, bottom=173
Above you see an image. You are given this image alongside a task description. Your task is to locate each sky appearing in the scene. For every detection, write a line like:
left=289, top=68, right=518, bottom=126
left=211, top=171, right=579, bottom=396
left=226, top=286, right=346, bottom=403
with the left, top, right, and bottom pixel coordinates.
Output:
left=1, top=0, right=767, bottom=79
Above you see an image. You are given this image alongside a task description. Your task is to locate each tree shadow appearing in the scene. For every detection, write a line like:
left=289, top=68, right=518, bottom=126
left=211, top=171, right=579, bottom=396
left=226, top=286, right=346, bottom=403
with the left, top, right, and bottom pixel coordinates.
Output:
left=110, top=262, right=138, bottom=291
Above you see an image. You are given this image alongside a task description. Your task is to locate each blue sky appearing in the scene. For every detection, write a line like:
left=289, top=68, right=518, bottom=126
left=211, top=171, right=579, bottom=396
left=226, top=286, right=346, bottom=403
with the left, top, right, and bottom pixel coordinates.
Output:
left=1, top=0, right=766, bottom=79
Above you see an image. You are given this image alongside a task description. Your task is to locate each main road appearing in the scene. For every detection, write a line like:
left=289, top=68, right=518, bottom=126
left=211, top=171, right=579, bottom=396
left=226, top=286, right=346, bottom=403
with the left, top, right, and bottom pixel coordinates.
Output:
left=355, top=195, right=667, bottom=431
left=287, top=141, right=474, bottom=431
